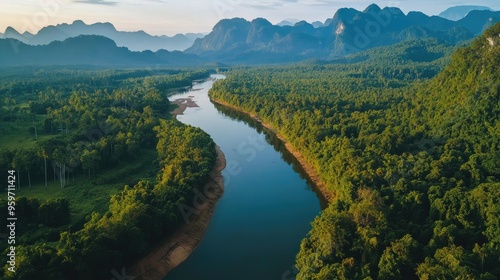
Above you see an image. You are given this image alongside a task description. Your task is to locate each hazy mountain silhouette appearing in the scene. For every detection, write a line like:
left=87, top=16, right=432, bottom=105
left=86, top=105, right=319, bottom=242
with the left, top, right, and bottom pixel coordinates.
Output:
left=0, top=20, right=205, bottom=51
left=186, top=4, right=500, bottom=63
left=439, top=5, right=492, bottom=21
left=2, top=4, right=500, bottom=66
left=277, top=19, right=300, bottom=26
left=0, top=35, right=204, bottom=66
left=311, top=21, right=325, bottom=28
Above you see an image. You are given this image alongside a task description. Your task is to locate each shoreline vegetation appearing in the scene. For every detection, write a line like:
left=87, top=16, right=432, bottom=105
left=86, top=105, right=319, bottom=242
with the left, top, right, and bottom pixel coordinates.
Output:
left=203, top=26, right=500, bottom=278
left=131, top=98, right=227, bottom=280
left=0, top=69, right=225, bottom=280
left=210, top=98, right=333, bottom=203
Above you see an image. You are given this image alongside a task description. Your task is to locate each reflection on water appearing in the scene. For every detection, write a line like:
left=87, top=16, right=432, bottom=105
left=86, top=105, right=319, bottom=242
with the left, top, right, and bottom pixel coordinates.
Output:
left=213, top=102, right=329, bottom=209
left=164, top=75, right=322, bottom=280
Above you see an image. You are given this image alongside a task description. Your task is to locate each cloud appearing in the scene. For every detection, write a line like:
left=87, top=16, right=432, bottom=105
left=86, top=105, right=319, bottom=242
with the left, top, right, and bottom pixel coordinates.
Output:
left=242, top=4, right=279, bottom=10
left=241, top=0, right=300, bottom=10
left=73, top=0, right=117, bottom=6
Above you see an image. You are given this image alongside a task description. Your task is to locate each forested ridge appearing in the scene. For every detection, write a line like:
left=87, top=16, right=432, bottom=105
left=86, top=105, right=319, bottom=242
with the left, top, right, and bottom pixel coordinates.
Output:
left=0, top=68, right=218, bottom=279
left=209, top=24, right=500, bottom=279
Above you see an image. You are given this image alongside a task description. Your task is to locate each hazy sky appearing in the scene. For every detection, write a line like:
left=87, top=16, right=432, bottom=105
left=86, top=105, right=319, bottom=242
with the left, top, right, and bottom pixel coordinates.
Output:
left=1, top=0, right=499, bottom=36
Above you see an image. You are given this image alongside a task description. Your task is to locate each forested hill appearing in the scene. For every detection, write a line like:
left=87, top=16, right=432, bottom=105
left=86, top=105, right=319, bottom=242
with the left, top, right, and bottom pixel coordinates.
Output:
left=186, top=4, right=500, bottom=63
left=420, top=23, right=500, bottom=140
left=209, top=23, right=500, bottom=279
left=1, top=20, right=204, bottom=52
left=0, top=35, right=204, bottom=66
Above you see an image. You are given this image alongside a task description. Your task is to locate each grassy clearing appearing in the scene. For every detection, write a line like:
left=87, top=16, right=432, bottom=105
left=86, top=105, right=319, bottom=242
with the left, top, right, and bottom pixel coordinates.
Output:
left=0, top=114, right=55, bottom=150
left=17, top=148, right=158, bottom=223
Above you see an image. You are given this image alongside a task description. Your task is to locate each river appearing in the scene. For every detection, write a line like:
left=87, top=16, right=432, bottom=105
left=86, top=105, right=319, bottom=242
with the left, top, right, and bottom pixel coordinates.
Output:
left=164, top=74, right=324, bottom=280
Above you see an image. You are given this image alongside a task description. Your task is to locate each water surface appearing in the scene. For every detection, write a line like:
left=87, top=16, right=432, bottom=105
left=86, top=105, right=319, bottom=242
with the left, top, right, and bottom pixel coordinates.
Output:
left=165, top=75, right=323, bottom=280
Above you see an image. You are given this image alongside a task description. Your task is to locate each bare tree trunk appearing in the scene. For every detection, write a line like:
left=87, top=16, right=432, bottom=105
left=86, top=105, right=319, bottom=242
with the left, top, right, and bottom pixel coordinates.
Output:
left=32, top=117, right=38, bottom=139
left=44, top=157, right=47, bottom=188
left=59, top=165, right=63, bottom=189
left=28, top=169, right=31, bottom=188
left=66, top=165, right=70, bottom=186
left=63, top=164, right=66, bottom=188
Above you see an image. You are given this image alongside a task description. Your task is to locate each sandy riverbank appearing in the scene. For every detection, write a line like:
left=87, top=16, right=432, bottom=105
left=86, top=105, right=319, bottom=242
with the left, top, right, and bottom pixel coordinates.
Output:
left=131, top=146, right=226, bottom=280
left=170, top=97, right=199, bottom=116
left=211, top=98, right=333, bottom=203
left=130, top=97, right=226, bottom=280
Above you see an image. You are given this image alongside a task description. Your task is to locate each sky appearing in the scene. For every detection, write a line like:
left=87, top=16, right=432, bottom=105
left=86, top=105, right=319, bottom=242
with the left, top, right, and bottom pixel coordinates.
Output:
left=0, top=0, right=499, bottom=36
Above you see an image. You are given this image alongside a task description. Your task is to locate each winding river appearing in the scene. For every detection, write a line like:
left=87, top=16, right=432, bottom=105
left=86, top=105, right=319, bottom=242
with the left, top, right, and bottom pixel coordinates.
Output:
left=164, top=75, right=325, bottom=280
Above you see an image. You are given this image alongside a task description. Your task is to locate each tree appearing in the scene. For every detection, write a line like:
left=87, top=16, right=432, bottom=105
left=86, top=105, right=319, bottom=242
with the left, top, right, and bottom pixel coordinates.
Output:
left=12, top=150, right=33, bottom=189
left=8, top=244, right=64, bottom=280
left=52, top=148, right=66, bottom=189
left=80, top=149, right=100, bottom=177
left=378, top=234, right=419, bottom=280
left=39, top=149, right=49, bottom=188
left=296, top=206, right=358, bottom=280
left=416, top=245, right=474, bottom=279
left=31, top=113, right=38, bottom=139
left=0, top=149, right=13, bottom=173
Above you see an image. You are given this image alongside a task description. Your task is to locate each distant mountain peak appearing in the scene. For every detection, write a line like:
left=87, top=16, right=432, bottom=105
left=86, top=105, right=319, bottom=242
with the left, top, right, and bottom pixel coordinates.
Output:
left=5, top=26, right=20, bottom=35
left=311, top=21, right=324, bottom=28
left=252, top=18, right=273, bottom=26
left=333, top=7, right=360, bottom=21
left=383, top=6, right=405, bottom=16
left=187, top=4, right=500, bottom=63
left=72, top=19, right=85, bottom=25
left=439, top=5, right=492, bottom=21
left=68, top=34, right=117, bottom=45
left=2, top=26, right=33, bottom=40
left=1, top=20, right=204, bottom=51
left=295, top=20, right=311, bottom=27
left=364, top=3, right=381, bottom=14
left=94, top=21, right=116, bottom=29
left=0, top=35, right=204, bottom=66
left=277, top=18, right=300, bottom=26
left=216, top=18, right=248, bottom=26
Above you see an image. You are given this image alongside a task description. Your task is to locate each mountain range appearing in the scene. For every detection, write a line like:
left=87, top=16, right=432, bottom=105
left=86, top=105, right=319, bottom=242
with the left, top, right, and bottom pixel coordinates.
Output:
left=0, top=4, right=499, bottom=66
left=0, top=20, right=204, bottom=52
left=277, top=19, right=325, bottom=29
left=0, top=35, right=204, bottom=66
left=185, top=4, right=500, bottom=63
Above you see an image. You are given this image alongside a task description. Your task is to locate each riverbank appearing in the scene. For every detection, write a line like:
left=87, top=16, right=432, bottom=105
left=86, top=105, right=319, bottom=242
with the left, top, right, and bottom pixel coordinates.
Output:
left=211, top=98, right=333, bottom=203
left=170, top=97, right=199, bottom=116
left=131, top=145, right=226, bottom=280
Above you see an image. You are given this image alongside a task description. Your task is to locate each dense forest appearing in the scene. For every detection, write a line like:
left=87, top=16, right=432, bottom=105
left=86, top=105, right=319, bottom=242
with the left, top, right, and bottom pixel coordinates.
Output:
left=0, top=68, right=218, bottom=279
left=209, top=24, right=500, bottom=279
